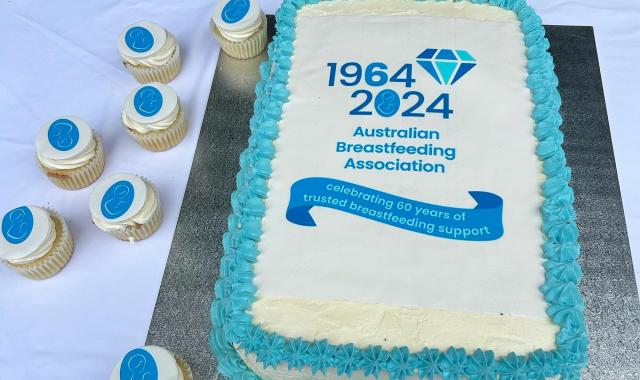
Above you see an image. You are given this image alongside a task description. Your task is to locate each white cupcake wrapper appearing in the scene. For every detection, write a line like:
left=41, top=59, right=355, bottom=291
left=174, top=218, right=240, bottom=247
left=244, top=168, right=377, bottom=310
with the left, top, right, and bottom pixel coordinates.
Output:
left=2, top=209, right=74, bottom=280
left=213, top=13, right=268, bottom=59
left=37, top=132, right=106, bottom=190
left=124, top=42, right=182, bottom=84
left=106, top=178, right=163, bottom=242
left=126, top=109, right=187, bottom=152
left=174, top=353, right=193, bottom=380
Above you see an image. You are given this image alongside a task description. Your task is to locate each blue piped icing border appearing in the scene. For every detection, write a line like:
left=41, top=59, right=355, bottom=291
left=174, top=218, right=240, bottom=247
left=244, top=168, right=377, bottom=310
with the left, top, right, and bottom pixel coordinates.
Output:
left=209, top=0, right=589, bottom=378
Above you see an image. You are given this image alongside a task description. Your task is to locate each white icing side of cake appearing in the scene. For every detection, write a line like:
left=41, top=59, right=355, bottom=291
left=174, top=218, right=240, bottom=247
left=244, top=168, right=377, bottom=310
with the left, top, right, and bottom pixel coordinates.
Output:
left=298, top=0, right=518, bottom=22
left=251, top=297, right=557, bottom=356
left=250, top=0, right=557, bottom=356
left=240, top=350, right=402, bottom=380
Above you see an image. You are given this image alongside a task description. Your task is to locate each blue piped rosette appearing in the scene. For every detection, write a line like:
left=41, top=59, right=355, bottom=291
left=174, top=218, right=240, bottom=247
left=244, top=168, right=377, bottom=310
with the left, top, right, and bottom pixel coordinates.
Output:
left=209, top=0, right=589, bottom=379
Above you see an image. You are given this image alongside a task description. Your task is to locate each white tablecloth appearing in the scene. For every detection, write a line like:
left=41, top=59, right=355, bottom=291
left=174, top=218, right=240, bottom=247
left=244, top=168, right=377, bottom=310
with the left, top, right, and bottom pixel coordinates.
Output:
left=0, top=0, right=638, bottom=378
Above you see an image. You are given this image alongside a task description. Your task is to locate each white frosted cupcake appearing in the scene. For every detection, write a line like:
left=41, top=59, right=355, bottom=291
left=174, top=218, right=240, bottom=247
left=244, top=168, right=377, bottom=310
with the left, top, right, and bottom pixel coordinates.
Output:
left=123, top=82, right=187, bottom=152
left=211, top=0, right=267, bottom=59
left=118, top=21, right=181, bottom=83
left=0, top=206, right=74, bottom=280
left=90, top=173, right=162, bottom=242
left=110, top=345, right=193, bottom=380
left=36, top=116, right=105, bottom=190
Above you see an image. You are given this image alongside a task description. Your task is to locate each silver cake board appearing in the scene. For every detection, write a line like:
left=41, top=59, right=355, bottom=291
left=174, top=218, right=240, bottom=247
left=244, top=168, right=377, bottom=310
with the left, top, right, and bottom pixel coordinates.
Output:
left=146, top=16, right=640, bottom=379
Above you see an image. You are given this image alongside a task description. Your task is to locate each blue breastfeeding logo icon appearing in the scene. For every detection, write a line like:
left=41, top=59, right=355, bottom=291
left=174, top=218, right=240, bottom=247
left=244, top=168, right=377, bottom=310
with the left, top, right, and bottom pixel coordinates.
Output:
left=119, top=348, right=158, bottom=380
left=101, top=180, right=135, bottom=220
left=125, top=26, right=155, bottom=53
left=2, top=206, right=34, bottom=245
left=48, top=119, right=80, bottom=151
left=374, top=89, right=400, bottom=117
left=221, top=0, right=250, bottom=24
left=134, top=86, right=163, bottom=117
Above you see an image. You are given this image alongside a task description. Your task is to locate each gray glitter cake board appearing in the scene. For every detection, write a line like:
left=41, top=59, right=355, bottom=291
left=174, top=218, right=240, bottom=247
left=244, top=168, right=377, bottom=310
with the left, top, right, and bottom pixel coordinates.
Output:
left=146, top=16, right=640, bottom=379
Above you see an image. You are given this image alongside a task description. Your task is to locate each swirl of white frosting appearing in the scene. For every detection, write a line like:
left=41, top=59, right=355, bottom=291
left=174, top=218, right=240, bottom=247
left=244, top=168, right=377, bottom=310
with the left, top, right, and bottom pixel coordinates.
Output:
left=2, top=211, right=56, bottom=265
left=121, top=34, right=178, bottom=68
left=214, top=11, right=264, bottom=42
left=38, top=136, right=96, bottom=170
left=92, top=182, right=159, bottom=233
left=122, top=100, right=180, bottom=135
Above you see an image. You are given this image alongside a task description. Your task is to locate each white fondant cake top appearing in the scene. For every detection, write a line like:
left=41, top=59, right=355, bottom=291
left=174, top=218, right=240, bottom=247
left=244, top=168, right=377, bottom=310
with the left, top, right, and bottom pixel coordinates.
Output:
left=109, top=345, right=181, bottom=380
left=251, top=0, right=556, bottom=351
left=0, top=205, right=55, bottom=263
left=118, top=20, right=168, bottom=59
left=90, top=173, right=148, bottom=224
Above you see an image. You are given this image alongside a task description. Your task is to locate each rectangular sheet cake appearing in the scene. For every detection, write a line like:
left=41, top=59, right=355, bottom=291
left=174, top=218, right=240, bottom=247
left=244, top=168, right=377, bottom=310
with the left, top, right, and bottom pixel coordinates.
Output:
left=211, top=0, right=588, bottom=379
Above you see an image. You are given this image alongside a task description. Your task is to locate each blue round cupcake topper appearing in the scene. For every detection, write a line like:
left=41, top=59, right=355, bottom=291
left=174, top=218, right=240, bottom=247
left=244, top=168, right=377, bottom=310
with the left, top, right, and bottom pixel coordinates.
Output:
left=119, top=348, right=158, bottom=380
left=221, top=0, right=251, bottom=24
left=125, top=26, right=155, bottom=53
left=48, top=118, right=80, bottom=151
left=134, top=86, right=163, bottom=117
left=101, top=180, right=135, bottom=220
left=2, top=206, right=34, bottom=245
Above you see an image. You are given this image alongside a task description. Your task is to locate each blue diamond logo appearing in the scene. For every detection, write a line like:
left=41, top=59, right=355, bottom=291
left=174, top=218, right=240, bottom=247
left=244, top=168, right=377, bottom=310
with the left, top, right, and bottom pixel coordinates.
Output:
left=417, top=48, right=477, bottom=85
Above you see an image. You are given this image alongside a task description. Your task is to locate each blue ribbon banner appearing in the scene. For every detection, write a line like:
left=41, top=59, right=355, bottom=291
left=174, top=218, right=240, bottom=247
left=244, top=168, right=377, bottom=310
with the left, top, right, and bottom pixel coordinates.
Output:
left=286, top=177, right=503, bottom=241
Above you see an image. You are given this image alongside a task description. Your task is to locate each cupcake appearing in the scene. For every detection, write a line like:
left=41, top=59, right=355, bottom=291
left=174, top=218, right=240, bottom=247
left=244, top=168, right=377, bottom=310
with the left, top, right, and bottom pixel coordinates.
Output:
left=118, top=20, right=181, bottom=83
left=211, top=0, right=267, bottom=59
left=122, top=82, right=187, bottom=151
left=0, top=206, right=74, bottom=280
left=110, top=346, right=193, bottom=380
left=90, top=173, right=162, bottom=242
left=36, top=117, right=105, bottom=190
